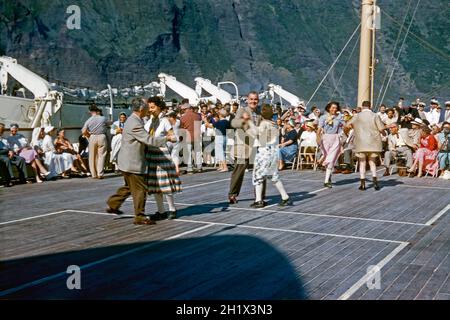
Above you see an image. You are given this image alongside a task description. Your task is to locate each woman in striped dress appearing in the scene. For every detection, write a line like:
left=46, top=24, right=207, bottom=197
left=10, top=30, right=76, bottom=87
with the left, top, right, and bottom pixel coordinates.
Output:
left=144, top=96, right=182, bottom=220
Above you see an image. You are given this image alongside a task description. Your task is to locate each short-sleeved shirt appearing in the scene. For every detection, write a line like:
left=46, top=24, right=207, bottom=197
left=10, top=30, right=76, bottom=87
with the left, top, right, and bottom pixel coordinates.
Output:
left=82, top=115, right=107, bottom=135
left=283, top=129, right=298, bottom=143
left=318, top=113, right=344, bottom=134
left=212, top=119, right=230, bottom=136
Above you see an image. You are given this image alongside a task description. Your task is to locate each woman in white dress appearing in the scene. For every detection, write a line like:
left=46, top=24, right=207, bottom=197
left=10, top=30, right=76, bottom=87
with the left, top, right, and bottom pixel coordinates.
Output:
left=249, top=104, right=292, bottom=208
left=42, top=126, right=74, bottom=178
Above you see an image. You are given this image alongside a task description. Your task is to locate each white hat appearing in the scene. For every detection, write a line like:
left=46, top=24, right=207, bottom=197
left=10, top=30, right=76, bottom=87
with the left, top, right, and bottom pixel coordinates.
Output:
left=410, top=118, right=424, bottom=126
left=418, top=102, right=426, bottom=107
left=44, top=126, right=55, bottom=134
left=430, top=99, right=439, bottom=105
left=445, top=101, right=450, bottom=106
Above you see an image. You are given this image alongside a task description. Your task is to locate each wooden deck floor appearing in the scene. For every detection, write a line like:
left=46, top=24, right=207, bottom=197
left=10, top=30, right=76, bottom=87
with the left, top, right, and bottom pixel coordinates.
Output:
left=0, top=168, right=449, bottom=300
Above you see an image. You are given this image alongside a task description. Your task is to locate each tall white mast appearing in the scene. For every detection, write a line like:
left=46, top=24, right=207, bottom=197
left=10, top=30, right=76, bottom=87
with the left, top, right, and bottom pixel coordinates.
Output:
left=357, top=0, right=377, bottom=107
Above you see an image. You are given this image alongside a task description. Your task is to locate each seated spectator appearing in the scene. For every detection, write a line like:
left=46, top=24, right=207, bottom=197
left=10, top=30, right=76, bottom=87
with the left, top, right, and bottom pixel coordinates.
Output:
left=382, top=123, right=414, bottom=176
left=7, top=123, right=50, bottom=183
left=437, top=121, right=450, bottom=175
left=408, top=127, right=438, bottom=177
left=55, top=129, right=89, bottom=176
left=0, top=123, right=29, bottom=185
left=384, top=108, right=398, bottom=127
left=42, top=126, right=75, bottom=178
left=278, top=120, right=299, bottom=170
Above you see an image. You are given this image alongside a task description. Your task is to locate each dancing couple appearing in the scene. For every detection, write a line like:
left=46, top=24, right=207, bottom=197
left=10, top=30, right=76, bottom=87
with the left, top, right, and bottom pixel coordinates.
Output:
left=106, top=97, right=180, bottom=225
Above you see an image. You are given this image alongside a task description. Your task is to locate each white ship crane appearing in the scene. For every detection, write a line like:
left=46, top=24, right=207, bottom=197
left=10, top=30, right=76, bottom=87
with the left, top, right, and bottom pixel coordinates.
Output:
left=0, top=56, right=62, bottom=129
left=194, top=77, right=238, bottom=104
left=158, top=73, right=211, bottom=105
left=267, top=83, right=304, bottom=109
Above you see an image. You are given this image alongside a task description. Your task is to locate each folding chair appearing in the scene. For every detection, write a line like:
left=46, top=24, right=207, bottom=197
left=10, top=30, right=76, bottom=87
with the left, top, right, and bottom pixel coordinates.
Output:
left=389, top=153, right=408, bottom=176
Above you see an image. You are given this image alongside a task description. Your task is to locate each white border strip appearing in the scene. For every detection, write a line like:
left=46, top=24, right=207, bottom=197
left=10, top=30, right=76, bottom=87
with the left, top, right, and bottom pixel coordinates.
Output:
left=146, top=201, right=428, bottom=226
left=263, top=187, right=329, bottom=209
left=0, top=211, right=69, bottom=226
left=338, top=242, right=409, bottom=300
left=183, top=178, right=231, bottom=190
left=174, top=218, right=406, bottom=244
left=425, top=204, right=450, bottom=226
left=0, top=223, right=214, bottom=297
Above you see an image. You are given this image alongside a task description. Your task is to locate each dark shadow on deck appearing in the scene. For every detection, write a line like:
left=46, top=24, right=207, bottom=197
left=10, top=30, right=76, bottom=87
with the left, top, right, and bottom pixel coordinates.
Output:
left=1, top=235, right=307, bottom=300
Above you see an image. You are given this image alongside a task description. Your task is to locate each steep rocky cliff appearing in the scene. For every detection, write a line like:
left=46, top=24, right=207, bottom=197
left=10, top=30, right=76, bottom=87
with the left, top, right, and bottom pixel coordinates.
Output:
left=1, top=0, right=449, bottom=106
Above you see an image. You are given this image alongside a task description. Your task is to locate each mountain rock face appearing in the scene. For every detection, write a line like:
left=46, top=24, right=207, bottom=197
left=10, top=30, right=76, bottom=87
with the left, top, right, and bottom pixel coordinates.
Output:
left=1, top=0, right=449, bottom=106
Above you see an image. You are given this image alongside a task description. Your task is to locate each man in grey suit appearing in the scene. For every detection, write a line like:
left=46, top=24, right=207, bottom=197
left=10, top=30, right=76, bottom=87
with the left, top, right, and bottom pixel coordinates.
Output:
left=228, top=91, right=266, bottom=206
left=348, top=101, right=386, bottom=191
left=106, top=98, right=176, bottom=225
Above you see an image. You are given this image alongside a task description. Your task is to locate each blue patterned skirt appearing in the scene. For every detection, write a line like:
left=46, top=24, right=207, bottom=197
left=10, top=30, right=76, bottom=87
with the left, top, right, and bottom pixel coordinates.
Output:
left=145, top=147, right=182, bottom=194
left=253, top=145, right=280, bottom=186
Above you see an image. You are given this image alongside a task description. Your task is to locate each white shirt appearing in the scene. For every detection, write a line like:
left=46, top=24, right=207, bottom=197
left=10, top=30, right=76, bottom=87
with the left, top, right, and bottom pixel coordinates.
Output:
left=144, top=115, right=172, bottom=138
left=425, top=109, right=441, bottom=125
left=42, top=135, right=57, bottom=153
left=299, top=131, right=317, bottom=147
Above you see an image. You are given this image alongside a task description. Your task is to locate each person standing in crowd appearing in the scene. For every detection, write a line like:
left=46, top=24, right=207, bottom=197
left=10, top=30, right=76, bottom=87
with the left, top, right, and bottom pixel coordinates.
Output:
left=417, top=102, right=427, bottom=120
left=106, top=98, right=176, bottom=225
left=167, top=111, right=182, bottom=175
left=228, top=91, right=266, bottom=206
left=439, top=101, right=450, bottom=124
left=347, top=101, right=385, bottom=191
left=110, top=112, right=127, bottom=173
left=425, top=99, right=441, bottom=126
left=377, top=105, right=388, bottom=123
left=144, top=96, right=182, bottom=221
left=0, top=122, right=29, bottom=186
left=317, top=102, right=344, bottom=188
left=82, top=103, right=107, bottom=179
left=248, top=105, right=291, bottom=208
left=205, top=109, right=231, bottom=172
left=397, top=102, right=420, bottom=129
left=7, top=123, right=50, bottom=183
left=180, top=99, right=203, bottom=174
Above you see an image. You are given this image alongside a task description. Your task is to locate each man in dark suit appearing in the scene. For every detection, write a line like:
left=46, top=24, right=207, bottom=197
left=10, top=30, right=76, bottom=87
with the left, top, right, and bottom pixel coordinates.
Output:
left=106, top=98, right=176, bottom=225
left=228, top=92, right=267, bottom=206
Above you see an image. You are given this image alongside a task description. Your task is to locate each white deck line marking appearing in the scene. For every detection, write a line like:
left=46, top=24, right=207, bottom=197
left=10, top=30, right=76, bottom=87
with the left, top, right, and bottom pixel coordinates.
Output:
left=63, top=209, right=408, bottom=243
left=0, top=223, right=215, bottom=297
left=263, top=187, right=329, bottom=209
left=401, top=185, right=450, bottom=191
left=174, top=218, right=406, bottom=244
left=425, top=204, right=450, bottom=226
left=146, top=201, right=427, bottom=226
left=182, top=178, right=231, bottom=189
left=0, top=210, right=69, bottom=226
left=338, top=242, right=409, bottom=300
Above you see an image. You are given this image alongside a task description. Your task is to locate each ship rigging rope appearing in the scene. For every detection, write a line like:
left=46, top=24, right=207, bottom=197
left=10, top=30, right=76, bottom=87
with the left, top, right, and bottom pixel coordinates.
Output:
left=379, top=0, right=421, bottom=106
left=382, top=10, right=450, bottom=63
left=375, top=0, right=413, bottom=108
left=330, top=33, right=360, bottom=102
left=306, top=23, right=361, bottom=107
